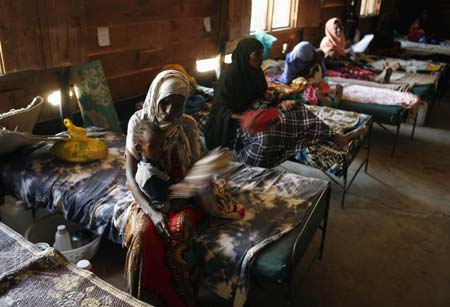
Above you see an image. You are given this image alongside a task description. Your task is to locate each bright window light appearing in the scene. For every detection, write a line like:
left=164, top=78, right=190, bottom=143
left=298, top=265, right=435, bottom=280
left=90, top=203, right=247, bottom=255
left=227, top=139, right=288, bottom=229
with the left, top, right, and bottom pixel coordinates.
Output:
left=250, top=0, right=268, bottom=32
left=47, top=90, right=73, bottom=107
left=272, top=0, right=292, bottom=29
left=224, top=54, right=232, bottom=64
left=196, top=56, right=220, bottom=72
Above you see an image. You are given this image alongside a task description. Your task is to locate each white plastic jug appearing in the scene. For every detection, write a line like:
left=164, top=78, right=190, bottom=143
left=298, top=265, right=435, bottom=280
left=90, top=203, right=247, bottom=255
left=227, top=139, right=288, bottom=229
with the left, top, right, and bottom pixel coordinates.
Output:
left=54, top=225, right=72, bottom=252
left=0, top=195, right=34, bottom=235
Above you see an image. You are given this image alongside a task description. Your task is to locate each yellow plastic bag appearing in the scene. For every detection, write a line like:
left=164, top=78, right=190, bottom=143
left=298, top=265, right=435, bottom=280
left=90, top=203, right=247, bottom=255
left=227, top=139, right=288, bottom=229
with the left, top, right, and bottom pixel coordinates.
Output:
left=51, top=119, right=108, bottom=163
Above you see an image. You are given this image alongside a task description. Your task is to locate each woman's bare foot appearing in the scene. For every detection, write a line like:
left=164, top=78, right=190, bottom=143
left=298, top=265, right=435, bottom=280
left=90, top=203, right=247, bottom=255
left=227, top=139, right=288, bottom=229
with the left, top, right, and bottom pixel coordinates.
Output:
left=334, top=84, right=343, bottom=104
left=317, top=90, right=330, bottom=106
left=383, top=67, right=392, bottom=83
left=375, top=67, right=393, bottom=84
left=333, top=125, right=368, bottom=151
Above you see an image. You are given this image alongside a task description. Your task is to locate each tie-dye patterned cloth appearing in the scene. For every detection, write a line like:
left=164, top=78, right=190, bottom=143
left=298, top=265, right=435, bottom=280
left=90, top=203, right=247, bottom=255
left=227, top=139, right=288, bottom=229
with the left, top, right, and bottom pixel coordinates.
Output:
left=0, top=130, right=328, bottom=307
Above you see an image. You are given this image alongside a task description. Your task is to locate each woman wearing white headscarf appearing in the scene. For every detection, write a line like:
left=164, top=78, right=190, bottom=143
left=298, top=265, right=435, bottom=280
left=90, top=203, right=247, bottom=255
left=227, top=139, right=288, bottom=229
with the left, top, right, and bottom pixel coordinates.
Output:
left=125, top=70, right=203, bottom=307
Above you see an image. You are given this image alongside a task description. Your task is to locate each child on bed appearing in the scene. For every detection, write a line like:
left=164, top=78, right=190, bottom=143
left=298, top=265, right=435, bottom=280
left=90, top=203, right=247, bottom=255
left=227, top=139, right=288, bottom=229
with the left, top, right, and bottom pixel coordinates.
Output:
left=134, top=121, right=174, bottom=213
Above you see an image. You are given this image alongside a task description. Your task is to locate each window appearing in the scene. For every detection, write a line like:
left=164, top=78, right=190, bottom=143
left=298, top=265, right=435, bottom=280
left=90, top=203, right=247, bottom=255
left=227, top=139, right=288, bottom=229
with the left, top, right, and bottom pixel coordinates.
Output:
left=196, top=56, right=220, bottom=72
left=360, top=0, right=382, bottom=17
left=250, top=0, right=295, bottom=32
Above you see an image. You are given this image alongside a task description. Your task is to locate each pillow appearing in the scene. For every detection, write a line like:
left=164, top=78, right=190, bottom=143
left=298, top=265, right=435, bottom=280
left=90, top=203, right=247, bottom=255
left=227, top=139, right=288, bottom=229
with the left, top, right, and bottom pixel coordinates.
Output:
left=0, top=96, right=44, bottom=133
left=70, top=60, right=122, bottom=133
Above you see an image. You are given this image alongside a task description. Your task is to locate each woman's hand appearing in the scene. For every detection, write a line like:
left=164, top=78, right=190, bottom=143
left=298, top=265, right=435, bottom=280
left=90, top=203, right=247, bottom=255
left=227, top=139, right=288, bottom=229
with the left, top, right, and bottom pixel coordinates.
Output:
left=264, top=90, right=275, bottom=102
left=231, top=113, right=243, bottom=120
left=170, top=182, right=196, bottom=198
left=142, top=204, right=171, bottom=239
left=278, top=100, right=297, bottom=111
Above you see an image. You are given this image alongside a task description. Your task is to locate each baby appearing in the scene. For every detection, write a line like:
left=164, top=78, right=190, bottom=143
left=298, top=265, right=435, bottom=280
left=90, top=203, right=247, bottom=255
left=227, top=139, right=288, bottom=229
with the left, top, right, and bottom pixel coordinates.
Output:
left=135, top=121, right=245, bottom=220
left=134, top=121, right=172, bottom=213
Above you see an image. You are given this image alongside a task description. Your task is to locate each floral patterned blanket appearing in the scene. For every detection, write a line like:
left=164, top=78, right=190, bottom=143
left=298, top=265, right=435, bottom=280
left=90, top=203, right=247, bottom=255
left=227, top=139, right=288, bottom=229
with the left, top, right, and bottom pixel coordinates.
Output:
left=0, top=222, right=151, bottom=307
left=0, top=130, right=329, bottom=306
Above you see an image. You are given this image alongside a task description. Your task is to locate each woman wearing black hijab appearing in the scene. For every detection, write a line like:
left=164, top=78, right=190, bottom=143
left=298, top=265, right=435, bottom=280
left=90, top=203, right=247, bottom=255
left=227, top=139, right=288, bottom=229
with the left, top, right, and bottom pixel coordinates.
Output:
left=205, top=37, right=365, bottom=166
left=205, top=38, right=294, bottom=149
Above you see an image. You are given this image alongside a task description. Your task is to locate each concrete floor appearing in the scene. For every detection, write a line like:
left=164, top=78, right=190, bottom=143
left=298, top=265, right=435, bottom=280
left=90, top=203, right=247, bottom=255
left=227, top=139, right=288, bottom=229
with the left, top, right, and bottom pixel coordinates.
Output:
left=93, top=97, right=450, bottom=307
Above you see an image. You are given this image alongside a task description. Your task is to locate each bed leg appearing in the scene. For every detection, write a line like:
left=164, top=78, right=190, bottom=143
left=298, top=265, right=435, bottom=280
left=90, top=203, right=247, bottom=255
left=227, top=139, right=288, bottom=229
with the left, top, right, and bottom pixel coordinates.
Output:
left=391, top=122, right=401, bottom=157
left=340, top=172, right=347, bottom=208
left=365, top=120, right=373, bottom=173
left=411, top=112, right=418, bottom=140
left=427, top=93, right=437, bottom=125
left=319, top=187, right=331, bottom=260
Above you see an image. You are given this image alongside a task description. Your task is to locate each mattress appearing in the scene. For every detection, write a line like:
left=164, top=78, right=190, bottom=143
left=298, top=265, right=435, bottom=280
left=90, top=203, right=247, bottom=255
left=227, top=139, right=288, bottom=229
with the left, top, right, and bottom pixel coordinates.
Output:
left=0, top=129, right=330, bottom=304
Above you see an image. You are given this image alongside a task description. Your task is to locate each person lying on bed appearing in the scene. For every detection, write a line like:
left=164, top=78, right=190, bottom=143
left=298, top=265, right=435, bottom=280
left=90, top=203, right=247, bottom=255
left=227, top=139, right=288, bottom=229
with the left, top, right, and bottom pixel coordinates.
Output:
left=125, top=70, right=204, bottom=307
left=204, top=37, right=366, bottom=154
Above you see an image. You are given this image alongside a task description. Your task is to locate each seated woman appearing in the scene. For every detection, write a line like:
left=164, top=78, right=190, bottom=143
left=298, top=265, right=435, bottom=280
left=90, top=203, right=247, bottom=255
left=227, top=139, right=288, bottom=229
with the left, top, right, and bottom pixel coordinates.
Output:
left=205, top=37, right=365, bottom=159
left=408, top=9, right=440, bottom=44
left=205, top=38, right=296, bottom=150
left=408, top=10, right=427, bottom=43
left=369, top=13, right=408, bottom=58
left=125, top=70, right=204, bottom=307
left=273, top=41, right=325, bottom=85
left=320, top=17, right=392, bottom=84
left=320, top=17, right=349, bottom=60
left=272, top=41, right=341, bottom=106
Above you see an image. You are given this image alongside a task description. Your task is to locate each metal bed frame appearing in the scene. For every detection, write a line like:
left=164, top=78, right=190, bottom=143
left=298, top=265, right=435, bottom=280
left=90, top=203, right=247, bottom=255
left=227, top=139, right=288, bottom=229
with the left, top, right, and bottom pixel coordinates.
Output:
left=286, top=117, right=373, bottom=208
left=319, top=118, right=373, bottom=208
left=244, top=184, right=331, bottom=307
left=376, top=110, right=417, bottom=157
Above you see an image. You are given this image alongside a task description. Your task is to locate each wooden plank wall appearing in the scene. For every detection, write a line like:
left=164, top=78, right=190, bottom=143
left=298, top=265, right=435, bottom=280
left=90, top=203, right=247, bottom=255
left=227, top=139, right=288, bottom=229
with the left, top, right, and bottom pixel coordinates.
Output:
left=0, top=0, right=350, bottom=123
left=86, top=0, right=219, bottom=101
left=0, top=0, right=219, bottom=122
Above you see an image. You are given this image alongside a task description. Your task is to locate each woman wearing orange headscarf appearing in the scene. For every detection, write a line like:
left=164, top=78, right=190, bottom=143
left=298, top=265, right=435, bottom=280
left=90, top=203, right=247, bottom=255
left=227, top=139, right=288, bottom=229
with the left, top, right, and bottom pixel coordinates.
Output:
left=320, top=17, right=347, bottom=59
left=162, top=64, right=207, bottom=115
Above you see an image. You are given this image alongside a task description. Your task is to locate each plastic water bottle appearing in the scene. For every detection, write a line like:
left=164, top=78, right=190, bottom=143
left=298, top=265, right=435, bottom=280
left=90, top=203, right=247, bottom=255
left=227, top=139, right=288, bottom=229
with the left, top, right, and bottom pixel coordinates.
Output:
left=54, top=225, right=72, bottom=251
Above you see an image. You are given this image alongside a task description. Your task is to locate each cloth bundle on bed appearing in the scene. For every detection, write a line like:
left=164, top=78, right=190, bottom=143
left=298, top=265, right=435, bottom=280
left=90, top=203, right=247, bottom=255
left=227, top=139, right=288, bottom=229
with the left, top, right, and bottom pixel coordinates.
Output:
left=356, top=54, right=445, bottom=73
left=0, top=222, right=151, bottom=307
left=341, top=85, right=420, bottom=111
left=0, top=129, right=329, bottom=307
left=326, top=76, right=412, bottom=91
left=399, top=39, right=450, bottom=56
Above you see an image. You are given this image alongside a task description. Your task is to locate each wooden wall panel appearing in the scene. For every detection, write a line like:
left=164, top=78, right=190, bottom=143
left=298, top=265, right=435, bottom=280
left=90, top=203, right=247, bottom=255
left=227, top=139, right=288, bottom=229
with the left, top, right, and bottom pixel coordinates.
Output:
left=0, top=0, right=220, bottom=122
left=297, top=0, right=322, bottom=28
left=0, top=0, right=355, bottom=123
left=85, top=0, right=217, bottom=26
left=86, top=0, right=219, bottom=102
left=228, top=0, right=251, bottom=41
left=38, top=0, right=87, bottom=69
left=0, top=1, right=45, bottom=74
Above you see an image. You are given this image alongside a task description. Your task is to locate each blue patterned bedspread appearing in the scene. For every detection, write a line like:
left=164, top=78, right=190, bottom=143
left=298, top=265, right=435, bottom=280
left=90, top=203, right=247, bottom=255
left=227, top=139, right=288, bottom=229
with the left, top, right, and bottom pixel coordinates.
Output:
left=0, top=130, right=329, bottom=306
